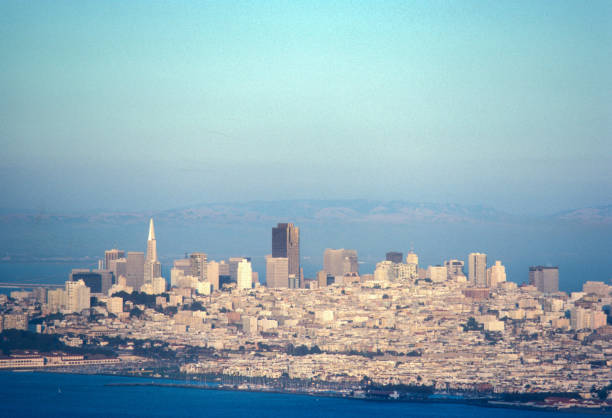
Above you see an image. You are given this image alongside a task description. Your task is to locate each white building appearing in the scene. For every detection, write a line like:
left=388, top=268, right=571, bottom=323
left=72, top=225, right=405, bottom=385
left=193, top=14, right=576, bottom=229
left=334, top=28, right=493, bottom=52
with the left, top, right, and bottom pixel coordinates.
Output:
left=107, top=297, right=123, bottom=315
left=152, top=276, right=166, bottom=294
left=427, top=265, right=447, bottom=283
left=487, top=260, right=507, bottom=288
left=236, top=259, right=253, bottom=290
left=406, top=251, right=418, bottom=266
left=65, top=279, right=90, bottom=313
left=143, top=218, right=161, bottom=285
left=374, top=261, right=394, bottom=281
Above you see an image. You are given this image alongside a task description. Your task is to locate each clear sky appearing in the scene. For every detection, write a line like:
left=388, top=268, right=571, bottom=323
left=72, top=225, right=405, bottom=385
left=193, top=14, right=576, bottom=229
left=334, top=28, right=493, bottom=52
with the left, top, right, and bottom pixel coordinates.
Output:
left=1, top=1, right=610, bottom=213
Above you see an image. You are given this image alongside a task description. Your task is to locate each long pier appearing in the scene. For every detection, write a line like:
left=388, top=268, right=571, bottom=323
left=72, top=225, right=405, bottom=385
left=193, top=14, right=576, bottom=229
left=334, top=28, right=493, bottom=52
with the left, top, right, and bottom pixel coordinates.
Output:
left=0, top=282, right=63, bottom=289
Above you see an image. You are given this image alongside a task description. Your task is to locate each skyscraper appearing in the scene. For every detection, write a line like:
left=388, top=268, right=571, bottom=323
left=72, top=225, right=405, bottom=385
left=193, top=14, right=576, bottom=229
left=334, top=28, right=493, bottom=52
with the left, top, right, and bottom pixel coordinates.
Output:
left=144, top=218, right=161, bottom=285
left=406, top=251, right=419, bottom=266
left=205, top=261, right=220, bottom=291
left=171, top=258, right=192, bottom=287
left=70, top=269, right=113, bottom=294
left=126, top=252, right=145, bottom=290
left=65, top=279, right=90, bottom=313
left=266, top=255, right=289, bottom=288
left=444, top=259, right=465, bottom=279
left=229, top=257, right=245, bottom=283
left=108, top=257, right=127, bottom=282
left=487, top=260, right=507, bottom=288
left=427, top=265, right=448, bottom=283
left=468, top=252, right=487, bottom=287
left=323, top=249, right=359, bottom=277
left=386, top=252, right=403, bottom=264
left=104, top=249, right=125, bottom=270
left=236, top=259, right=253, bottom=290
left=190, top=252, right=207, bottom=281
left=272, top=223, right=300, bottom=287
left=529, top=266, right=559, bottom=293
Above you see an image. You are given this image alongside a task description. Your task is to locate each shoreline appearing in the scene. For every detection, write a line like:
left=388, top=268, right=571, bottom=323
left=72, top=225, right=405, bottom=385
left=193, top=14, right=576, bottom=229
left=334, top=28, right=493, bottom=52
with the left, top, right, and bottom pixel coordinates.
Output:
left=13, top=368, right=608, bottom=415
left=101, top=381, right=612, bottom=415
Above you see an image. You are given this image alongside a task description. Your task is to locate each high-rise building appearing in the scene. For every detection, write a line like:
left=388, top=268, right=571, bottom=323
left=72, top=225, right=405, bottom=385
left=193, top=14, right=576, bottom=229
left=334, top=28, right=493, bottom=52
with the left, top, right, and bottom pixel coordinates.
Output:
left=236, top=259, right=252, bottom=290
left=375, top=260, right=417, bottom=281
left=229, top=257, right=245, bottom=282
left=65, top=279, right=90, bottom=313
left=171, top=258, right=192, bottom=288
left=323, top=249, right=358, bottom=276
left=374, top=261, right=394, bottom=281
left=218, top=260, right=230, bottom=276
left=272, top=223, right=300, bottom=287
left=33, top=287, right=47, bottom=304
left=144, top=218, right=161, bottom=285
left=47, top=289, right=65, bottom=313
left=205, top=261, right=220, bottom=291
left=190, top=252, right=207, bottom=281
left=529, top=266, right=559, bottom=293
left=126, top=252, right=145, bottom=290
left=386, top=252, right=403, bottom=264
left=444, top=259, right=465, bottom=279
left=427, top=265, right=447, bottom=283
left=487, top=261, right=507, bottom=288
left=406, top=251, right=418, bottom=266
left=570, top=307, right=605, bottom=330
left=104, top=249, right=125, bottom=270
left=468, top=252, right=487, bottom=287
left=108, top=258, right=127, bottom=282
left=266, top=255, right=289, bottom=288
left=582, top=281, right=612, bottom=297
left=70, top=269, right=113, bottom=294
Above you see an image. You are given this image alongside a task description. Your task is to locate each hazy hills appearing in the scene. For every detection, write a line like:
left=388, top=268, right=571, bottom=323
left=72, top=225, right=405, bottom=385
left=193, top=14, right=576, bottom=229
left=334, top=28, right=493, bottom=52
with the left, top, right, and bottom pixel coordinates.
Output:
left=1, top=200, right=610, bottom=226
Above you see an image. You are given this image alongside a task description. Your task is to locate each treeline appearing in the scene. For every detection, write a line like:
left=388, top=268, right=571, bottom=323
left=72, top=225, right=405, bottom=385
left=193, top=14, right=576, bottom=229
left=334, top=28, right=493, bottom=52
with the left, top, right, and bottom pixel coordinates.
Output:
left=103, top=336, right=176, bottom=360
left=283, top=344, right=422, bottom=358
left=0, top=330, right=115, bottom=358
left=111, top=291, right=166, bottom=309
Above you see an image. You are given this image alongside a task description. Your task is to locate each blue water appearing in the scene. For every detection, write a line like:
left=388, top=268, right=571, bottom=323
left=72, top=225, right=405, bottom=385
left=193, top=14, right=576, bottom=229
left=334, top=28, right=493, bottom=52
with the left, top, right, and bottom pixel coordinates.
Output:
left=0, top=372, right=596, bottom=417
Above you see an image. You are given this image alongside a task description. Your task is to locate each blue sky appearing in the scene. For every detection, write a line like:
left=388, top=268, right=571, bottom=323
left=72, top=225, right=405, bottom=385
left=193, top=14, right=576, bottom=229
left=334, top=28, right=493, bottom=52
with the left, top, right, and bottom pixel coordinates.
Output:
left=1, top=1, right=610, bottom=213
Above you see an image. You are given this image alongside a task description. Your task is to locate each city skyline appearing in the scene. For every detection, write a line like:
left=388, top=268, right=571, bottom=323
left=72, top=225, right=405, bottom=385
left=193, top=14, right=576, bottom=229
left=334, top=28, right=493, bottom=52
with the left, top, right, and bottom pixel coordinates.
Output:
left=2, top=214, right=611, bottom=412
left=1, top=2, right=611, bottom=415
left=85, top=218, right=581, bottom=294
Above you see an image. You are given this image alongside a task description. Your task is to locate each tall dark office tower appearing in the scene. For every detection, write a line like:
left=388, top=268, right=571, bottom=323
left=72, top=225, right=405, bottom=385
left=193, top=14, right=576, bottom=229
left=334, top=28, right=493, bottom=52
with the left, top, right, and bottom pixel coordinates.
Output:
left=272, top=223, right=300, bottom=288
left=70, top=269, right=113, bottom=294
left=386, top=252, right=403, bottom=264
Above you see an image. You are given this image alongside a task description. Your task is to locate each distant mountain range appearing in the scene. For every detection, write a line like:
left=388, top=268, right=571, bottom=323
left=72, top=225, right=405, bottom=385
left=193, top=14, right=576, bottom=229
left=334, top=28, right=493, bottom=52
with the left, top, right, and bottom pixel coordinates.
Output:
left=1, top=201, right=610, bottom=225
left=552, top=205, right=612, bottom=225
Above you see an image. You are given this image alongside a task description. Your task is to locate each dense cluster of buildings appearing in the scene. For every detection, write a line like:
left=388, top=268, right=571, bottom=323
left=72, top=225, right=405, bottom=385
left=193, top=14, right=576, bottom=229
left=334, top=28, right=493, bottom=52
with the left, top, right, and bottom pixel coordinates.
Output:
left=1, top=219, right=610, bottom=397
